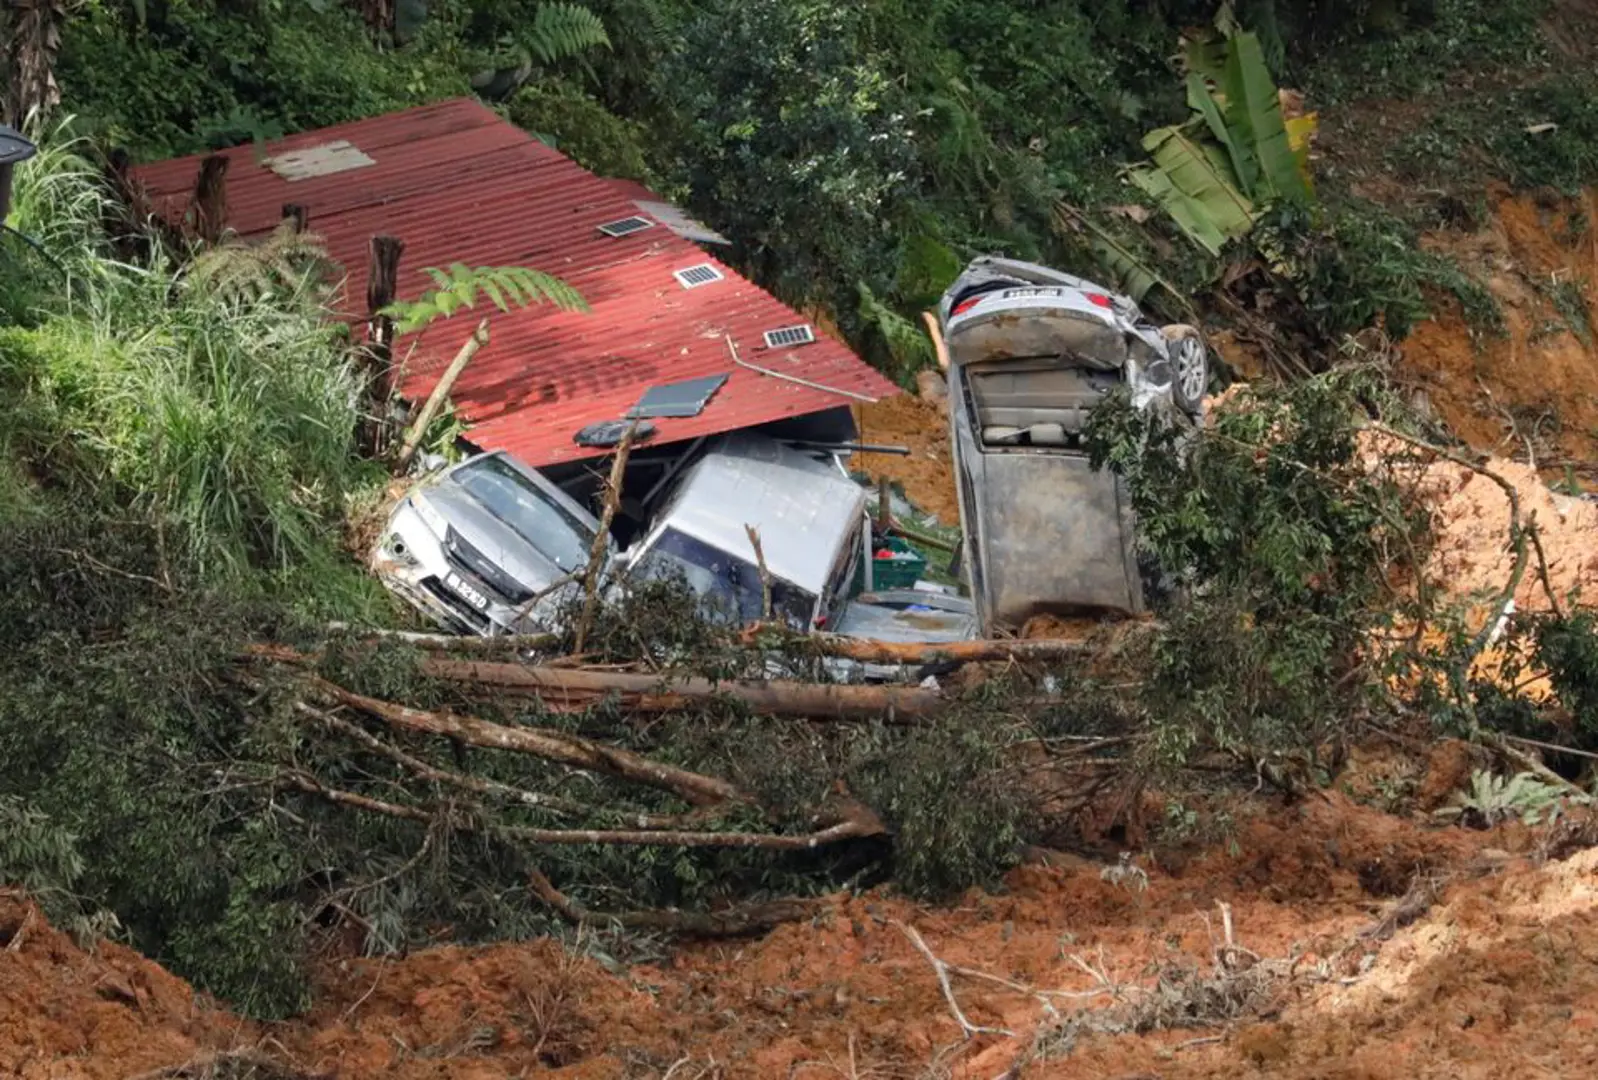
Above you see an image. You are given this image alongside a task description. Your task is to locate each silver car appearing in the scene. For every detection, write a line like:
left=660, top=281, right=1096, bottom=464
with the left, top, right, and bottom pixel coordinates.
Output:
left=373, top=451, right=608, bottom=636
left=624, top=433, right=977, bottom=646
left=939, top=257, right=1207, bottom=630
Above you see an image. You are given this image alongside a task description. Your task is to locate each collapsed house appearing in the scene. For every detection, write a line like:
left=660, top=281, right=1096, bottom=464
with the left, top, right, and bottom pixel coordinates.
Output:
left=132, top=99, right=899, bottom=491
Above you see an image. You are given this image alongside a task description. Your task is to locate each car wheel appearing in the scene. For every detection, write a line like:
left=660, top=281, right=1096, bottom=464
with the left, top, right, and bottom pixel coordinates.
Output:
left=1161, top=325, right=1208, bottom=418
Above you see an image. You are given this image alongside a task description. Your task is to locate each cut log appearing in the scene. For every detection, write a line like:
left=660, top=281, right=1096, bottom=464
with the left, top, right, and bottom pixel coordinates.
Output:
left=416, top=658, right=949, bottom=722
left=739, top=626, right=1089, bottom=665
left=310, top=678, right=745, bottom=806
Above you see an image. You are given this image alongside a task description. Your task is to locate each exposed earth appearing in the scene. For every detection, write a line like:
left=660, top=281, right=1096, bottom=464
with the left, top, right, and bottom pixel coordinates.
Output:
left=5, top=788, right=1596, bottom=1079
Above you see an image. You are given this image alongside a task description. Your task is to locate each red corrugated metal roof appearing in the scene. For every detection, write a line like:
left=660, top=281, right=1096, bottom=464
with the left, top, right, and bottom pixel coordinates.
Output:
left=133, top=98, right=898, bottom=468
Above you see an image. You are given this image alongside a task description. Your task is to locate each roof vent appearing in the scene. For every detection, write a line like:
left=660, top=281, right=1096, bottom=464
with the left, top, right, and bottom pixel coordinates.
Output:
left=673, top=263, right=724, bottom=289
left=597, top=215, right=655, bottom=238
left=762, top=324, right=817, bottom=349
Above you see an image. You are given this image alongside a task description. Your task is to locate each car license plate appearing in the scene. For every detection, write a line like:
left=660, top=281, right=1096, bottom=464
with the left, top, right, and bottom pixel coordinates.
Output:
left=446, top=573, right=490, bottom=610
left=1003, top=287, right=1058, bottom=298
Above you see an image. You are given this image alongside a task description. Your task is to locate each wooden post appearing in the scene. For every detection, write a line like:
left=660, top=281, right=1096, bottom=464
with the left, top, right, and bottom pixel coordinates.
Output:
left=394, top=317, right=490, bottom=474
left=187, top=155, right=229, bottom=246
left=573, top=422, right=640, bottom=654
left=281, top=203, right=308, bottom=234
left=360, top=234, right=405, bottom=456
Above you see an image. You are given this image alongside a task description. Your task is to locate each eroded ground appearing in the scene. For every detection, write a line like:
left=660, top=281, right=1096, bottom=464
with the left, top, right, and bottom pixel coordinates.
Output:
left=5, top=778, right=1595, bottom=1079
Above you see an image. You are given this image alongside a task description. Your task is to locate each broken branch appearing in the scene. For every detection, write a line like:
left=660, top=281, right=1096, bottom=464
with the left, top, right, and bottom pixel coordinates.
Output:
left=394, top=316, right=489, bottom=474
left=309, top=677, right=746, bottom=806
left=282, top=772, right=880, bottom=849
left=529, top=868, right=820, bottom=936
left=295, top=702, right=715, bottom=830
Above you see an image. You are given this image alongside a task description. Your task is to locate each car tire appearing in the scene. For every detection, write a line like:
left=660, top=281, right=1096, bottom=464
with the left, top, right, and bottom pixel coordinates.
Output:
left=1161, top=324, right=1209, bottom=418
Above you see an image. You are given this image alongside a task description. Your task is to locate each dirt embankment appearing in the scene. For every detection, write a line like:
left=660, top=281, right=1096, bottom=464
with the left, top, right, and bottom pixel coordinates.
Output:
left=1401, top=187, right=1598, bottom=487
left=851, top=391, right=961, bottom=524
left=5, top=793, right=1596, bottom=1079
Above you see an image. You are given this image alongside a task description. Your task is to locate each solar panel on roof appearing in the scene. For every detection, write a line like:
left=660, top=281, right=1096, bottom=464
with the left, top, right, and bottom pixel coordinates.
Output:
left=763, top=324, right=817, bottom=349
left=673, top=264, right=724, bottom=289
left=597, top=215, right=655, bottom=237
left=627, top=373, right=729, bottom=419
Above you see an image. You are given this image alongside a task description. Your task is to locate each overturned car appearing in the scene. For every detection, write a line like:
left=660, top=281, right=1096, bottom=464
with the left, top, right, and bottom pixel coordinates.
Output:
left=938, top=256, right=1207, bottom=631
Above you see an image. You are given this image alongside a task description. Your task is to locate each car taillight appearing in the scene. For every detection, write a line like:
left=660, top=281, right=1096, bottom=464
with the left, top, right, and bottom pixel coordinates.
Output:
left=951, top=296, right=984, bottom=316
left=1085, top=293, right=1112, bottom=308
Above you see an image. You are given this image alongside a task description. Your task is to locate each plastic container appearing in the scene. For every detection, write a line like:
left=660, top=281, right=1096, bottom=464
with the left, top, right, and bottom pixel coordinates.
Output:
left=869, top=536, right=928, bottom=590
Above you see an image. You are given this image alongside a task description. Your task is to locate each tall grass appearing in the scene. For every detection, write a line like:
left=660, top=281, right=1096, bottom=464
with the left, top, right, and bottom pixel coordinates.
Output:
left=0, top=126, right=378, bottom=580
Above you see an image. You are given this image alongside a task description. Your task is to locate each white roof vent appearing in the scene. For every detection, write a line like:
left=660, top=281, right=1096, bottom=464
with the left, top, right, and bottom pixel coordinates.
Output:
left=673, top=263, right=724, bottom=289
left=763, top=324, right=816, bottom=349
left=264, top=140, right=375, bottom=182
left=597, top=215, right=655, bottom=238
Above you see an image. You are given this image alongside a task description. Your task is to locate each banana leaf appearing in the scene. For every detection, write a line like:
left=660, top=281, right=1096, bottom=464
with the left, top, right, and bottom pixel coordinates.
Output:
left=1188, top=70, right=1257, bottom=195
left=1184, top=33, right=1228, bottom=85
left=1132, top=123, right=1256, bottom=256
left=1220, top=32, right=1311, bottom=204
left=1286, top=111, right=1319, bottom=194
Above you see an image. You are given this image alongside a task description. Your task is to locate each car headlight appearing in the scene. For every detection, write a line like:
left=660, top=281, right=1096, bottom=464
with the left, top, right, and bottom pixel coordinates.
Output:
left=410, top=493, right=448, bottom=537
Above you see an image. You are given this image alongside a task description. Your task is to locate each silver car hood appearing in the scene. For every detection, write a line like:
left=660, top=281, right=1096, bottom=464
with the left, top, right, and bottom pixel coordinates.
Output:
left=423, top=482, right=598, bottom=594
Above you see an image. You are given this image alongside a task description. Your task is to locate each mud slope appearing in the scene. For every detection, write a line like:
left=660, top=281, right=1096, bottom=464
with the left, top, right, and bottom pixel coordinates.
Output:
left=1402, top=187, right=1598, bottom=485
left=5, top=796, right=1594, bottom=1079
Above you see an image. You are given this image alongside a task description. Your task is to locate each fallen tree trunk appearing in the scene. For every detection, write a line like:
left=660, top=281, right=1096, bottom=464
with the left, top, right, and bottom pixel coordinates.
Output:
left=739, top=625, right=1091, bottom=665
left=283, top=772, right=883, bottom=848
left=416, top=658, right=949, bottom=721
left=309, top=678, right=745, bottom=806
left=528, top=867, right=822, bottom=936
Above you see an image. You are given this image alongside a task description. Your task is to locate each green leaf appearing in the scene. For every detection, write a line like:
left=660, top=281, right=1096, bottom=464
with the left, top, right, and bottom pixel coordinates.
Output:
left=1187, top=71, right=1255, bottom=195
left=525, top=3, right=611, bottom=66
left=1131, top=123, right=1255, bottom=256
left=1220, top=32, right=1310, bottom=205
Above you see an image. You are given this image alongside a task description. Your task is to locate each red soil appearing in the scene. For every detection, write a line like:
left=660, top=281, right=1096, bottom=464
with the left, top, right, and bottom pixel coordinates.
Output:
left=7, top=793, right=1594, bottom=1079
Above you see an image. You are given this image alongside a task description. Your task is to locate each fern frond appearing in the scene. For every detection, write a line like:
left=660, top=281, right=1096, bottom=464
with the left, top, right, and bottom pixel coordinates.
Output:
left=384, top=264, right=588, bottom=334
left=857, top=282, right=933, bottom=376
left=525, top=3, right=611, bottom=66
left=186, top=220, right=332, bottom=306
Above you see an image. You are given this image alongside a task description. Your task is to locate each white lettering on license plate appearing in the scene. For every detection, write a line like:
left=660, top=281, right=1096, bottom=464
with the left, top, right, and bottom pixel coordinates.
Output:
left=447, top=573, right=490, bottom=610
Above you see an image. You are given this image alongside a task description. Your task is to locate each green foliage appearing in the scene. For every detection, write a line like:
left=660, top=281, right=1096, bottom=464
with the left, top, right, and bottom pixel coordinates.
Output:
left=856, top=281, right=934, bottom=381
left=507, top=78, right=651, bottom=180
left=56, top=0, right=471, bottom=158
left=1126, top=31, right=1313, bottom=257
left=1303, top=0, right=1550, bottom=106
left=384, top=263, right=588, bottom=334
left=1530, top=610, right=1598, bottom=746
left=523, top=2, right=611, bottom=64
left=0, top=797, right=85, bottom=899
left=1436, top=769, right=1585, bottom=827
left=1086, top=372, right=1430, bottom=764
left=1259, top=201, right=1503, bottom=340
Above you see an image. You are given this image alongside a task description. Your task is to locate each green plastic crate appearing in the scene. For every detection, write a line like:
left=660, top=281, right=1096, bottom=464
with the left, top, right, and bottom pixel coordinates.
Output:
left=869, top=536, right=927, bottom=590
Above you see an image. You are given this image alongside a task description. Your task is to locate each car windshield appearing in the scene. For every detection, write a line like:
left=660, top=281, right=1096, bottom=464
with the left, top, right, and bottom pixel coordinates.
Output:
left=453, top=456, right=594, bottom=572
left=634, top=527, right=816, bottom=628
